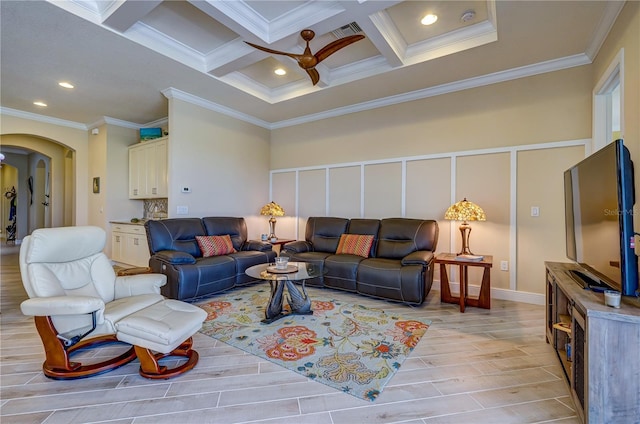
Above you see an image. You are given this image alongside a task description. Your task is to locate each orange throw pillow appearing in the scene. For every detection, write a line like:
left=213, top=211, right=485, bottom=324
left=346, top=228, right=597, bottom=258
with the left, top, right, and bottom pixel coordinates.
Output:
left=335, top=234, right=374, bottom=258
left=196, top=235, right=236, bottom=257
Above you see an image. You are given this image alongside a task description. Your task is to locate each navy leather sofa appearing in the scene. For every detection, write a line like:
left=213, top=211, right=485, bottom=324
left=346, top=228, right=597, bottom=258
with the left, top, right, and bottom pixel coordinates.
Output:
left=280, top=217, right=438, bottom=305
left=145, top=217, right=276, bottom=301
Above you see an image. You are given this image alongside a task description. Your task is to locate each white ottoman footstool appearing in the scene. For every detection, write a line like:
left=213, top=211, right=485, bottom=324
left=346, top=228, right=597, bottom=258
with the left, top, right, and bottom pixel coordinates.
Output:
left=116, top=299, right=207, bottom=379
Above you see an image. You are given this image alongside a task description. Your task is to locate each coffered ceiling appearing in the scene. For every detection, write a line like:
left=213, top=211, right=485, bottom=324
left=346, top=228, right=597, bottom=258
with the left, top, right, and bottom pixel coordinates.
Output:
left=0, top=1, right=623, bottom=129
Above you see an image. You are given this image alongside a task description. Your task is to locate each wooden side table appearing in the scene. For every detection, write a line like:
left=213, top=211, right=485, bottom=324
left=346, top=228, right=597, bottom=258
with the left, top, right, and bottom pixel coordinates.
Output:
left=435, top=253, right=493, bottom=312
left=267, top=239, right=295, bottom=255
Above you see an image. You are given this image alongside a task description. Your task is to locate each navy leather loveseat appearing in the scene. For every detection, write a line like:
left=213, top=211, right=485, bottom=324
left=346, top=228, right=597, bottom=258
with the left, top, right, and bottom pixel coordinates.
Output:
left=145, top=217, right=276, bottom=301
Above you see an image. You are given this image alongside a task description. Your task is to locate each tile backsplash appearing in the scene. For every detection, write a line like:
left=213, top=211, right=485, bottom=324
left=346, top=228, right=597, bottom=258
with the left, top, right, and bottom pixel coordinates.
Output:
left=144, top=198, right=168, bottom=219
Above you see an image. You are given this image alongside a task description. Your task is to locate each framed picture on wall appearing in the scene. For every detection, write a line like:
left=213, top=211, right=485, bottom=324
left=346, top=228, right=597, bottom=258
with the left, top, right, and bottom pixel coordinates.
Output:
left=93, top=177, right=100, bottom=193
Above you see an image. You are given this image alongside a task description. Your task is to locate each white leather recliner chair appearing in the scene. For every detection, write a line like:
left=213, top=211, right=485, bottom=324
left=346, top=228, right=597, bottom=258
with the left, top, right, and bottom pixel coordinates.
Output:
left=19, top=226, right=207, bottom=380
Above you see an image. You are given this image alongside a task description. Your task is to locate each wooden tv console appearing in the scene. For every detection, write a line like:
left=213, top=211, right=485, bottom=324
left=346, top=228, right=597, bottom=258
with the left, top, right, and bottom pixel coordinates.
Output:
left=545, top=262, right=640, bottom=423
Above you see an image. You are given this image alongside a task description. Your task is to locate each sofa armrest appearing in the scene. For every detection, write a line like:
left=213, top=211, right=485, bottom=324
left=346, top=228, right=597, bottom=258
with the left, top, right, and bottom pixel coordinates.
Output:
left=401, top=251, right=434, bottom=266
left=243, top=240, right=274, bottom=252
left=281, top=240, right=312, bottom=254
left=20, top=296, right=104, bottom=317
left=153, top=250, right=197, bottom=265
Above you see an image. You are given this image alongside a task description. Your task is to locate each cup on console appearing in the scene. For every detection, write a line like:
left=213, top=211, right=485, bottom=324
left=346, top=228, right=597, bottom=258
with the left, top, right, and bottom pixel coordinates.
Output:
left=604, top=290, right=621, bottom=308
left=275, top=257, right=289, bottom=270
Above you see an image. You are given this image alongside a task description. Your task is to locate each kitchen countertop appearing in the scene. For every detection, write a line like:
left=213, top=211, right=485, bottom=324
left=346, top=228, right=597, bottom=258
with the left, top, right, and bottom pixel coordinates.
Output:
left=110, top=220, right=148, bottom=226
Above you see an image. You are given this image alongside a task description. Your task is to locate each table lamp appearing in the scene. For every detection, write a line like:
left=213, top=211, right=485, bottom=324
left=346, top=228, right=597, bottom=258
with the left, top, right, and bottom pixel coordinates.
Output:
left=260, top=201, right=285, bottom=240
left=444, top=198, right=486, bottom=255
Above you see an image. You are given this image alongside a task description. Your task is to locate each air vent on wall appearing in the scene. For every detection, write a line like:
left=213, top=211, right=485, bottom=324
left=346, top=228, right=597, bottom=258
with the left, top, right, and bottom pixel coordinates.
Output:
left=331, top=22, right=362, bottom=38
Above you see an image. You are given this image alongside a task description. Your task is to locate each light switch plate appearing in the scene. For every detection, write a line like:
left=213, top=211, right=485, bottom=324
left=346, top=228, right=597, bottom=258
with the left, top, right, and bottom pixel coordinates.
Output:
left=176, top=205, right=188, bottom=215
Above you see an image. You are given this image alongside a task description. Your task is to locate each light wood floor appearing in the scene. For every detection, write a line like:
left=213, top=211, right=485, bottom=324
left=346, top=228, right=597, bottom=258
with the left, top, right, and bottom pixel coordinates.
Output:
left=1, top=244, right=579, bottom=423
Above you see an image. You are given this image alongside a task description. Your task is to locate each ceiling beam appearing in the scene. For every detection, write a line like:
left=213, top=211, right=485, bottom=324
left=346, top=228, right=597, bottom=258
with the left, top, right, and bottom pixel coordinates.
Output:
left=101, top=0, right=163, bottom=32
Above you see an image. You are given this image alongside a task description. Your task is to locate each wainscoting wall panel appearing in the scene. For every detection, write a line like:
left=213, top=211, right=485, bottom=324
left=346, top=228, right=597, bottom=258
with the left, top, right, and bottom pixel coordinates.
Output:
left=269, top=139, right=588, bottom=303
left=364, top=162, right=402, bottom=218
left=328, top=166, right=361, bottom=218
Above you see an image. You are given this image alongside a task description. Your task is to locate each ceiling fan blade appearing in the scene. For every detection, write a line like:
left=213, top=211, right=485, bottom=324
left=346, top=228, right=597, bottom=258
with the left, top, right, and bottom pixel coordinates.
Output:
left=314, top=34, right=365, bottom=63
left=244, top=41, right=300, bottom=61
left=306, top=68, right=320, bottom=85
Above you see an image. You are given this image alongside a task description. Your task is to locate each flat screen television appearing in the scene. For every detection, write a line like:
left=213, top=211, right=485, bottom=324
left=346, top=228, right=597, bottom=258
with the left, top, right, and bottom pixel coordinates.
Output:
left=564, top=139, right=638, bottom=296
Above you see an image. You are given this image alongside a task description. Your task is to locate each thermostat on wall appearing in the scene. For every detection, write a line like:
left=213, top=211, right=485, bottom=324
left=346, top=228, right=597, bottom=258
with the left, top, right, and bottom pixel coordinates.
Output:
left=181, top=187, right=191, bottom=193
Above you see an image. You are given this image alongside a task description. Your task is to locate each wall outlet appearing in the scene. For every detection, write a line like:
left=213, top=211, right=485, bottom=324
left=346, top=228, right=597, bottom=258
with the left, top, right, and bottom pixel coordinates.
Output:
left=531, top=206, right=540, bottom=217
left=176, top=205, right=188, bottom=215
left=500, top=260, right=509, bottom=271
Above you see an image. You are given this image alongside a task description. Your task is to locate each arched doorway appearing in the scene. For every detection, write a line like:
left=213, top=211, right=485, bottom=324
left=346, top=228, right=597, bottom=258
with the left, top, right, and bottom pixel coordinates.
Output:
left=0, top=135, right=74, bottom=241
left=1, top=164, right=19, bottom=243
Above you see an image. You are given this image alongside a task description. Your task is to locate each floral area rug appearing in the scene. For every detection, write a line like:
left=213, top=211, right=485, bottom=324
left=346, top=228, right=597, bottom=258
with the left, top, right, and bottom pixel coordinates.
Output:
left=197, top=284, right=431, bottom=402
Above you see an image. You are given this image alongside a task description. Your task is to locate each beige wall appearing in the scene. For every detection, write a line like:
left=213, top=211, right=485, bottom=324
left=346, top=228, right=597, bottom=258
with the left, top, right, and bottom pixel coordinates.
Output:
left=270, top=66, right=595, bottom=302
left=592, top=1, right=639, bottom=237
left=166, top=98, right=272, bottom=238
left=88, top=123, right=141, bottom=258
left=271, top=67, right=593, bottom=169
left=516, top=145, right=585, bottom=293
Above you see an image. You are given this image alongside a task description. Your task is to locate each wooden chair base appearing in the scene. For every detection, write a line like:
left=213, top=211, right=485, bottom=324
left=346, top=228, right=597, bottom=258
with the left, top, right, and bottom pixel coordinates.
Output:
left=35, top=316, right=137, bottom=380
left=134, top=337, right=200, bottom=379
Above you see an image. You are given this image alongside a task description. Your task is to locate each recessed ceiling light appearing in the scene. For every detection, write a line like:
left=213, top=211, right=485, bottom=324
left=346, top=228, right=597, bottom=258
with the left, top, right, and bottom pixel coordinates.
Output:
left=274, top=68, right=286, bottom=76
left=421, top=14, right=438, bottom=26
left=33, top=101, right=47, bottom=107
left=58, top=81, right=74, bottom=89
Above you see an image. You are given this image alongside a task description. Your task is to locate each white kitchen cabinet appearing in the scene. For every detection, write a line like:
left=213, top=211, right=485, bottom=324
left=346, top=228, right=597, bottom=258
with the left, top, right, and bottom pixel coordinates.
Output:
left=111, top=223, right=150, bottom=267
left=129, top=137, right=168, bottom=199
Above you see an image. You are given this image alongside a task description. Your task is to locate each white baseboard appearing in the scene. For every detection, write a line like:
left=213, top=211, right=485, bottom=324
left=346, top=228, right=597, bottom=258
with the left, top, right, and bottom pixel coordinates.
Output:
left=432, top=279, right=545, bottom=306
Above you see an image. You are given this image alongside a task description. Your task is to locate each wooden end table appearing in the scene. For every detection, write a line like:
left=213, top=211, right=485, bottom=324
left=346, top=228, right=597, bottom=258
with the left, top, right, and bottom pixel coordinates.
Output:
left=267, top=239, right=295, bottom=255
left=435, top=253, right=493, bottom=312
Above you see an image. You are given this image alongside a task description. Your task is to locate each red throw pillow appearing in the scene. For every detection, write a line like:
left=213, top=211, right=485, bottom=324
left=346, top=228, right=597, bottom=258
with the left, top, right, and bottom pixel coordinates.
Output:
left=335, top=234, right=374, bottom=258
left=196, top=235, right=236, bottom=257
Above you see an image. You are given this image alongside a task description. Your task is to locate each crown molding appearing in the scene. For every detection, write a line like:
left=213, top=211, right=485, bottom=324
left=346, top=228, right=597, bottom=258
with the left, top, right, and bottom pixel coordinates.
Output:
left=0, top=107, right=164, bottom=133
left=126, top=22, right=207, bottom=72
left=142, top=117, right=169, bottom=129
left=584, top=0, right=625, bottom=61
left=0, top=107, right=88, bottom=130
left=161, top=87, right=271, bottom=129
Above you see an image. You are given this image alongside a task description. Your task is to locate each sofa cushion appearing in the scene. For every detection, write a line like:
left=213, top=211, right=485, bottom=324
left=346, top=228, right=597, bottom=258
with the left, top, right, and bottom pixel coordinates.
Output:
left=335, top=234, right=374, bottom=258
left=171, top=256, right=236, bottom=300
left=145, top=219, right=205, bottom=258
left=375, top=218, right=438, bottom=259
left=324, top=254, right=362, bottom=291
left=202, top=217, right=248, bottom=251
left=305, top=217, right=349, bottom=253
left=196, top=235, right=236, bottom=257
